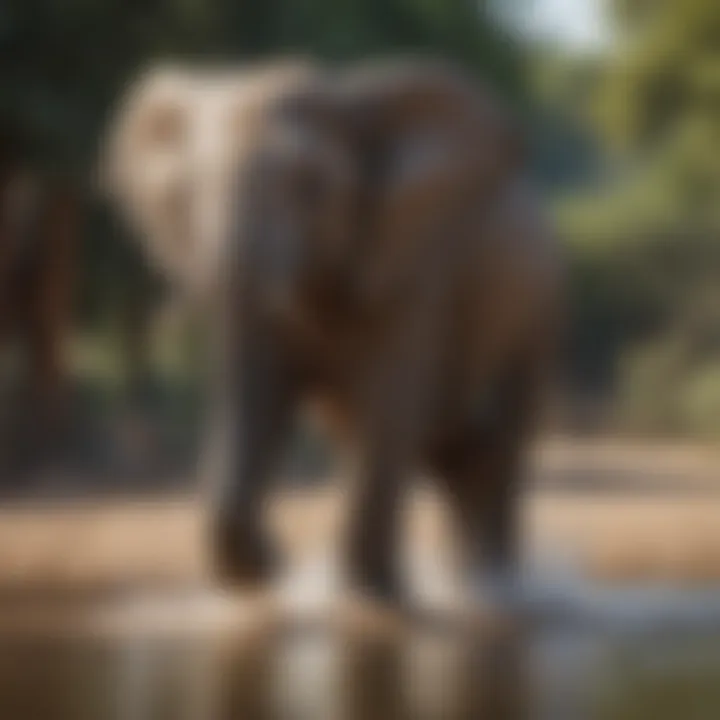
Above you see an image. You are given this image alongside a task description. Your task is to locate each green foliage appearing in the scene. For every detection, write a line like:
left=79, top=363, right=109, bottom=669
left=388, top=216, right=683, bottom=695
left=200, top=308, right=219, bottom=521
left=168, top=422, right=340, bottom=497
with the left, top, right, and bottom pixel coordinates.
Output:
left=0, top=0, right=525, bottom=173
left=556, top=0, right=720, bottom=436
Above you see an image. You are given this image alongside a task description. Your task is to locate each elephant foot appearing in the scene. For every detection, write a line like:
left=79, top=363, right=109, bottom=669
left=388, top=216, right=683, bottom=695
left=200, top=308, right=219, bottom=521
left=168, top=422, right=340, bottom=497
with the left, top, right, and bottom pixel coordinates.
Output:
left=209, top=516, right=278, bottom=588
left=345, top=554, right=405, bottom=608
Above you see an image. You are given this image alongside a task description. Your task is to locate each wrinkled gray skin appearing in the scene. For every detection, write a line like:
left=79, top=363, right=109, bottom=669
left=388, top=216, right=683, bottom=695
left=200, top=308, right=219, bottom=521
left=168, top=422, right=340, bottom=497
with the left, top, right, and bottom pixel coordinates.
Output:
left=103, top=58, right=563, bottom=607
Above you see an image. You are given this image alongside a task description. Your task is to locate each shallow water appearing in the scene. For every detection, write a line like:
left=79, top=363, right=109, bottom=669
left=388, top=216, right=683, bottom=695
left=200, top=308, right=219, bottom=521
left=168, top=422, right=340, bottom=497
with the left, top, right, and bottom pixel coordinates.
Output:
left=2, top=576, right=720, bottom=720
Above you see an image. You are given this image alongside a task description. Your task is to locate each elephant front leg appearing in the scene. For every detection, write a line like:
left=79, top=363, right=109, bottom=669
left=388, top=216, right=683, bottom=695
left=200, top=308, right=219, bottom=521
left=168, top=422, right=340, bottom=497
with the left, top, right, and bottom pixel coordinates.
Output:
left=463, top=445, right=524, bottom=607
left=440, top=433, right=527, bottom=616
left=345, top=445, right=409, bottom=603
left=203, top=332, right=297, bottom=587
left=439, top=363, right=540, bottom=613
left=345, top=321, right=439, bottom=605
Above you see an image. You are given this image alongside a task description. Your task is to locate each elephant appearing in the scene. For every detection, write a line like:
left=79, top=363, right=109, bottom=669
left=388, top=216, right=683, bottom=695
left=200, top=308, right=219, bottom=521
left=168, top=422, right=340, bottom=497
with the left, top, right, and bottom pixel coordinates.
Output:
left=101, top=57, right=563, bottom=607
left=0, top=119, right=81, bottom=475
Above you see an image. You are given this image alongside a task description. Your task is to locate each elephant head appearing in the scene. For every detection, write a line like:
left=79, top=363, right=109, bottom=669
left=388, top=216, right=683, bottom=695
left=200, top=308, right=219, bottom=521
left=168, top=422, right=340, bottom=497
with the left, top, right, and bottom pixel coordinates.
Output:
left=102, top=58, right=522, bottom=321
left=99, top=60, right=319, bottom=298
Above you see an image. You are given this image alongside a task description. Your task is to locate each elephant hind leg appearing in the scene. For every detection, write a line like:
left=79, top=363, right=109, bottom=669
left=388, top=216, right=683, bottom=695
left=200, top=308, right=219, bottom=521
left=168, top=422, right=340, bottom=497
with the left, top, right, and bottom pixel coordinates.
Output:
left=434, top=429, right=523, bottom=600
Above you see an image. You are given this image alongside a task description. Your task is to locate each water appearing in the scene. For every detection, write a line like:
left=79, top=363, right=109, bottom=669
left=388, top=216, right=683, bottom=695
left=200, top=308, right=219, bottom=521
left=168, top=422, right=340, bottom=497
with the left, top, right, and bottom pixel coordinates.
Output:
left=1, top=616, right=720, bottom=719
left=2, top=575, right=720, bottom=720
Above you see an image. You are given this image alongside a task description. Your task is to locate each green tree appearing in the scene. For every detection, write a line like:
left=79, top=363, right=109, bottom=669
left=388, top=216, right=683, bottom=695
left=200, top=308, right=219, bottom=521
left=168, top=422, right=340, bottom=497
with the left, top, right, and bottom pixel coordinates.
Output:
left=560, top=0, right=720, bottom=435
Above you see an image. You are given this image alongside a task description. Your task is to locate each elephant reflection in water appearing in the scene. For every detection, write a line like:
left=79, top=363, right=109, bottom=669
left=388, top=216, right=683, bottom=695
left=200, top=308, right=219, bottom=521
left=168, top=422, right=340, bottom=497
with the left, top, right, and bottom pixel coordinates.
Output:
left=2, top=617, right=617, bottom=719
left=338, top=626, right=528, bottom=720
left=109, top=623, right=529, bottom=720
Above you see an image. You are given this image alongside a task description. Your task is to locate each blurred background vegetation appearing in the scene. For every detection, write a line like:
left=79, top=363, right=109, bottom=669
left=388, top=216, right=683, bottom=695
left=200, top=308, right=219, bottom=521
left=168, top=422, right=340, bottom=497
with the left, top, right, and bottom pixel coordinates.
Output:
left=0, top=0, right=718, bottom=485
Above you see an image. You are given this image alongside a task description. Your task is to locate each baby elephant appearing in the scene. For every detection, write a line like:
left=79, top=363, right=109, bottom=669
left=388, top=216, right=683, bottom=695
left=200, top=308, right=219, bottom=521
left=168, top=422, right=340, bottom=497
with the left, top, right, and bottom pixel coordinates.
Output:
left=102, top=57, right=562, bottom=606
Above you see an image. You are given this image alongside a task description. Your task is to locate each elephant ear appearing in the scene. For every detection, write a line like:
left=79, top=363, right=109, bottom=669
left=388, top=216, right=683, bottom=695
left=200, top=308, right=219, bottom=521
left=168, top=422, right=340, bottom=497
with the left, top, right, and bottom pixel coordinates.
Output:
left=337, top=59, right=524, bottom=306
left=97, top=67, right=195, bottom=280
left=99, top=66, right=188, bottom=200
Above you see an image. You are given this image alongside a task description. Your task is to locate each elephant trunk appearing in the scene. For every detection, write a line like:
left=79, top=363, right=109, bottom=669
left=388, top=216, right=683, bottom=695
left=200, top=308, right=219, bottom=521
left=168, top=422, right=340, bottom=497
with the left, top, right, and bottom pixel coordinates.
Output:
left=230, top=186, right=306, bottom=325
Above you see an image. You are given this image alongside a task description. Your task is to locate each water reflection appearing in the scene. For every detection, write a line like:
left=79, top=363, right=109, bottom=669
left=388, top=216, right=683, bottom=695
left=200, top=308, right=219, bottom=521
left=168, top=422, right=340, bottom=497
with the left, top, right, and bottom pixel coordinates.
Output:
left=0, top=607, right=719, bottom=720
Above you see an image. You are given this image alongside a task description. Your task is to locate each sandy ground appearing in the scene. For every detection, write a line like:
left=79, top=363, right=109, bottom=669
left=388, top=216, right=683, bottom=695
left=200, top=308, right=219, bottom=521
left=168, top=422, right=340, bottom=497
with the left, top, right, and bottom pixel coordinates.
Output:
left=1, top=492, right=719, bottom=588
left=0, top=438, right=719, bottom=595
